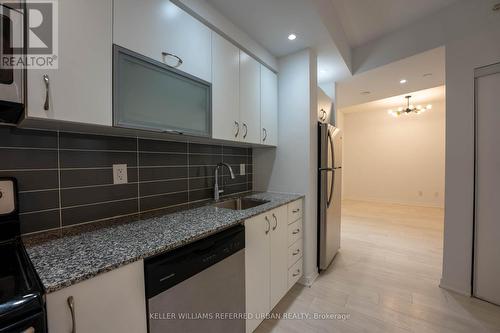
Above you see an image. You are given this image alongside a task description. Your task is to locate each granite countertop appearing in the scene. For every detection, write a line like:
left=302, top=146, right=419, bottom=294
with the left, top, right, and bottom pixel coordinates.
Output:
left=24, top=192, right=303, bottom=293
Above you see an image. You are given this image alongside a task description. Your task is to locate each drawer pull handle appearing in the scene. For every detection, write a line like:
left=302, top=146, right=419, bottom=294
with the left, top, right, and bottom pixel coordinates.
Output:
left=67, top=296, right=76, bottom=333
left=292, top=229, right=300, bottom=234
left=292, top=209, right=300, bottom=213
left=293, top=269, right=301, bottom=277
left=265, top=216, right=270, bottom=234
left=293, top=249, right=301, bottom=256
left=272, top=213, right=278, bottom=231
left=262, top=128, right=267, bottom=141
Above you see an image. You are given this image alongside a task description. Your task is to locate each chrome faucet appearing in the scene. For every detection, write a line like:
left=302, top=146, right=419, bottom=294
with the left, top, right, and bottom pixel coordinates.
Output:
left=214, top=162, right=236, bottom=201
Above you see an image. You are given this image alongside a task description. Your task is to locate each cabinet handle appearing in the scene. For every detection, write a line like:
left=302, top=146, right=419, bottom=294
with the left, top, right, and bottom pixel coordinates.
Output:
left=292, top=229, right=300, bottom=235
left=161, top=52, right=183, bottom=68
left=262, top=128, right=267, bottom=141
left=234, top=121, right=240, bottom=137
left=293, top=269, right=301, bottom=277
left=293, top=249, right=301, bottom=256
left=43, top=74, right=49, bottom=110
left=243, top=123, right=248, bottom=139
left=265, top=216, right=270, bottom=234
left=272, top=213, right=277, bottom=231
left=292, top=208, right=300, bottom=213
left=67, top=296, right=76, bottom=333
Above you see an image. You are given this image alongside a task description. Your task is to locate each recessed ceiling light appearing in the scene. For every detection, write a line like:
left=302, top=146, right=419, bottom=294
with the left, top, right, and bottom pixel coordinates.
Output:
left=400, top=79, right=407, bottom=84
left=361, top=91, right=371, bottom=95
left=288, top=33, right=297, bottom=41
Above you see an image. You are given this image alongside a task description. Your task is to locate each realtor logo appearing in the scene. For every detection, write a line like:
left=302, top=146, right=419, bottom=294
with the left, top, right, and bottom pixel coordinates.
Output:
left=0, top=0, right=58, bottom=69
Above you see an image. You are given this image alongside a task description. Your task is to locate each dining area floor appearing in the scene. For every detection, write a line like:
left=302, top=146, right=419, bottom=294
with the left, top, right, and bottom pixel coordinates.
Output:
left=256, top=200, right=500, bottom=333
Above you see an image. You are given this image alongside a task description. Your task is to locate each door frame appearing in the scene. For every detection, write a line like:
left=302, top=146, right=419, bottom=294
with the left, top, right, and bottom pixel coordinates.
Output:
left=472, top=62, right=500, bottom=299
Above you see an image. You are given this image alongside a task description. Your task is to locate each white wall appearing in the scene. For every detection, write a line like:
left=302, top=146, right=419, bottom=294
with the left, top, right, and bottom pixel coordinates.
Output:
left=317, top=87, right=333, bottom=124
left=254, top=49, right=319, bottom=285
left=342, top=102, right=445, bottom=207
left=441, top=14, right=500, bottom=295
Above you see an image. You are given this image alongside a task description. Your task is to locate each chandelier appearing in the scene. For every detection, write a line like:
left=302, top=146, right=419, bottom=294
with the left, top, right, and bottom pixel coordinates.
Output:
left=388, top=95, right=432, bottom=117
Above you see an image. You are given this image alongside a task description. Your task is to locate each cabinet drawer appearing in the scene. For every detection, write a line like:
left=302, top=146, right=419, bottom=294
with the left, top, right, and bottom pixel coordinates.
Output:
left=288, top=258, right=303, bottom=289
left=288, top=239, right=303, bottom=268
left=287, top=199, right=303, bottom=223
left=288, top=219, right=302, bottom=246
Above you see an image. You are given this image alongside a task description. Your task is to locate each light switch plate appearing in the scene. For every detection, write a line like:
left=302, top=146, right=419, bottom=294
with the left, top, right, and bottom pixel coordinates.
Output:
left=240, top=164, right=246, bottom=176
left=113, top=164, right=128, bottom=184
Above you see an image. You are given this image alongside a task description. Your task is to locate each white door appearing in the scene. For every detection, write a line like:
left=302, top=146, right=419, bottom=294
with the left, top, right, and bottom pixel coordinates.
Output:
left=260, top=65, right=278, bottom=146
left=212, top=33, right=240, bottom=141
left=245, top=214, right=270, bottom=333
left=27, top=0, right=112, bottom=126
left=113, top=0, right=212, bottom=82
left=46, top=261, right=147, bottom=333
left=269, top=206, right=288, bottom=309
left=474, top=65, right=500, bottom=306
left=240, top=51, right=261, bottom=144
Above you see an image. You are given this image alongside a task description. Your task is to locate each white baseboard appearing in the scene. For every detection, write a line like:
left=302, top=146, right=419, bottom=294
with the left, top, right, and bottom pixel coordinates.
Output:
left=439, top=278, right=471, bottom=296
left=343, top=196, right=444, bottom=209
left=298, top=270, right=319, bottom=287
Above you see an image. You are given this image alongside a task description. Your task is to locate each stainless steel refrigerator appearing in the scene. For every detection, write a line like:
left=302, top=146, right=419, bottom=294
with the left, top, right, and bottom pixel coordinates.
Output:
left=318, top=122, right=342, bottom=271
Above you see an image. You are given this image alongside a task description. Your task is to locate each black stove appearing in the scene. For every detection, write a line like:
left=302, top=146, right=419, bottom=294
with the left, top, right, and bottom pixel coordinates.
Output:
left=0, top=178, right=46, bottom=333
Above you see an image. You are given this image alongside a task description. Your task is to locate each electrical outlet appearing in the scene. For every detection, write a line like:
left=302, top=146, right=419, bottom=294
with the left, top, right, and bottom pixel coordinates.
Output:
left=240, top=164, right=246, bottom=176
left=113, top=164, right=128, bottom=184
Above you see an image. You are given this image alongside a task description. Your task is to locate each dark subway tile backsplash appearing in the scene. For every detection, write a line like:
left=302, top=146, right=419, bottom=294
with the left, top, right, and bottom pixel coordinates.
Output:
left=0, top=126, right=253, bottom=234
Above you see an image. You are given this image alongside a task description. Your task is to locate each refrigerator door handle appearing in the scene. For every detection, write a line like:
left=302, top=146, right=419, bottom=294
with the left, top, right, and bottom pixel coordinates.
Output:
left=327, top=130, right=335, bottom=207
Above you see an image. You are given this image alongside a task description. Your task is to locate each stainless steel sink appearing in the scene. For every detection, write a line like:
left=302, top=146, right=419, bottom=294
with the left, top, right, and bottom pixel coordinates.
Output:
left=213, top=197, right=270, bottom=210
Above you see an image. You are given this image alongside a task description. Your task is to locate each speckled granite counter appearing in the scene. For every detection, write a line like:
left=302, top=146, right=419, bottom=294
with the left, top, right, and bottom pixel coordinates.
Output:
left=23, top=192, right=303, bottom=293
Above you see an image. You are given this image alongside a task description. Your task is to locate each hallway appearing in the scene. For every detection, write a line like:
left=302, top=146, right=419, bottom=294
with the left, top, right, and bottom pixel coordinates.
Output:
left=256, top=201, right=500, bottom=333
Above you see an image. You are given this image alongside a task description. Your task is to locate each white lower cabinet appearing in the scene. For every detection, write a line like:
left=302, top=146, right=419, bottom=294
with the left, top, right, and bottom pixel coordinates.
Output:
left=245, top=200, right=303, bottom=333
left=46, top=261, right=147, bottom=333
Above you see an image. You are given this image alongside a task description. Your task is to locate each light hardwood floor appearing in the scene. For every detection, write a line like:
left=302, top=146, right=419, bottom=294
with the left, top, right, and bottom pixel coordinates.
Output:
left=255, top=200, right=500, bottom=333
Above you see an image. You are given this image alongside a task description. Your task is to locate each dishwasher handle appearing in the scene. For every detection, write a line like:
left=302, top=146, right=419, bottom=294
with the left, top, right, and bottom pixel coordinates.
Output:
left=144, top=224, right=245, bottom=299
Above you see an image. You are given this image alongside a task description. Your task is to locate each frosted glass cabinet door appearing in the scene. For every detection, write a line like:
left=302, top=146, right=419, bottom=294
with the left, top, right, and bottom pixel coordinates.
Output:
left=114, top=47, right=211, bottom=137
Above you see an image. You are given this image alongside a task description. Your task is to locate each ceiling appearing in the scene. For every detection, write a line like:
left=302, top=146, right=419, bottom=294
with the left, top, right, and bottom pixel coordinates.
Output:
left=331, top=0, right=458, bottom=47
left=336, top=47, right=445, bottom=108
left=206, top=0, right=351, bottom=84
left=340, top=85, right=445, bottom=114
left=205, top=0, right=455, bottom=86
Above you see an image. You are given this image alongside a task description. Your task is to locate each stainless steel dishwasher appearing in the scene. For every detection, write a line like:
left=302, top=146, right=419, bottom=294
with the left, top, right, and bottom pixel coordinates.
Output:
left=145, top=225, right=245, bottom=333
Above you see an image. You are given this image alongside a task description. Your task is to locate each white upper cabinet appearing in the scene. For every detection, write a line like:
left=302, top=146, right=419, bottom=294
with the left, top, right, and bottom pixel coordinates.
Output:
left=113, top=0, right=212, bottom=82
left=212, top=33, right=240, bottom=141
left=239, top=51, right=261, bottom=144
left=260, top=65, right=278, bottom=146
left=26, top=0, right=112, bottom=126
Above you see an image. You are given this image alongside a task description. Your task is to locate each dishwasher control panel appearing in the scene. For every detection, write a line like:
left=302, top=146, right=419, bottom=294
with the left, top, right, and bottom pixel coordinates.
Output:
left=144, top=225, right=245, bottom=299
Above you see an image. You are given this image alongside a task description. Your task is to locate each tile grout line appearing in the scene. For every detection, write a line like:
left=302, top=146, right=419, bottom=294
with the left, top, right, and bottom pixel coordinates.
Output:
left=57, top=131, right=62, bottom=229
left=187, top=141, right=190, bottom=204
left=137, top=137, right=141, bottom=214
